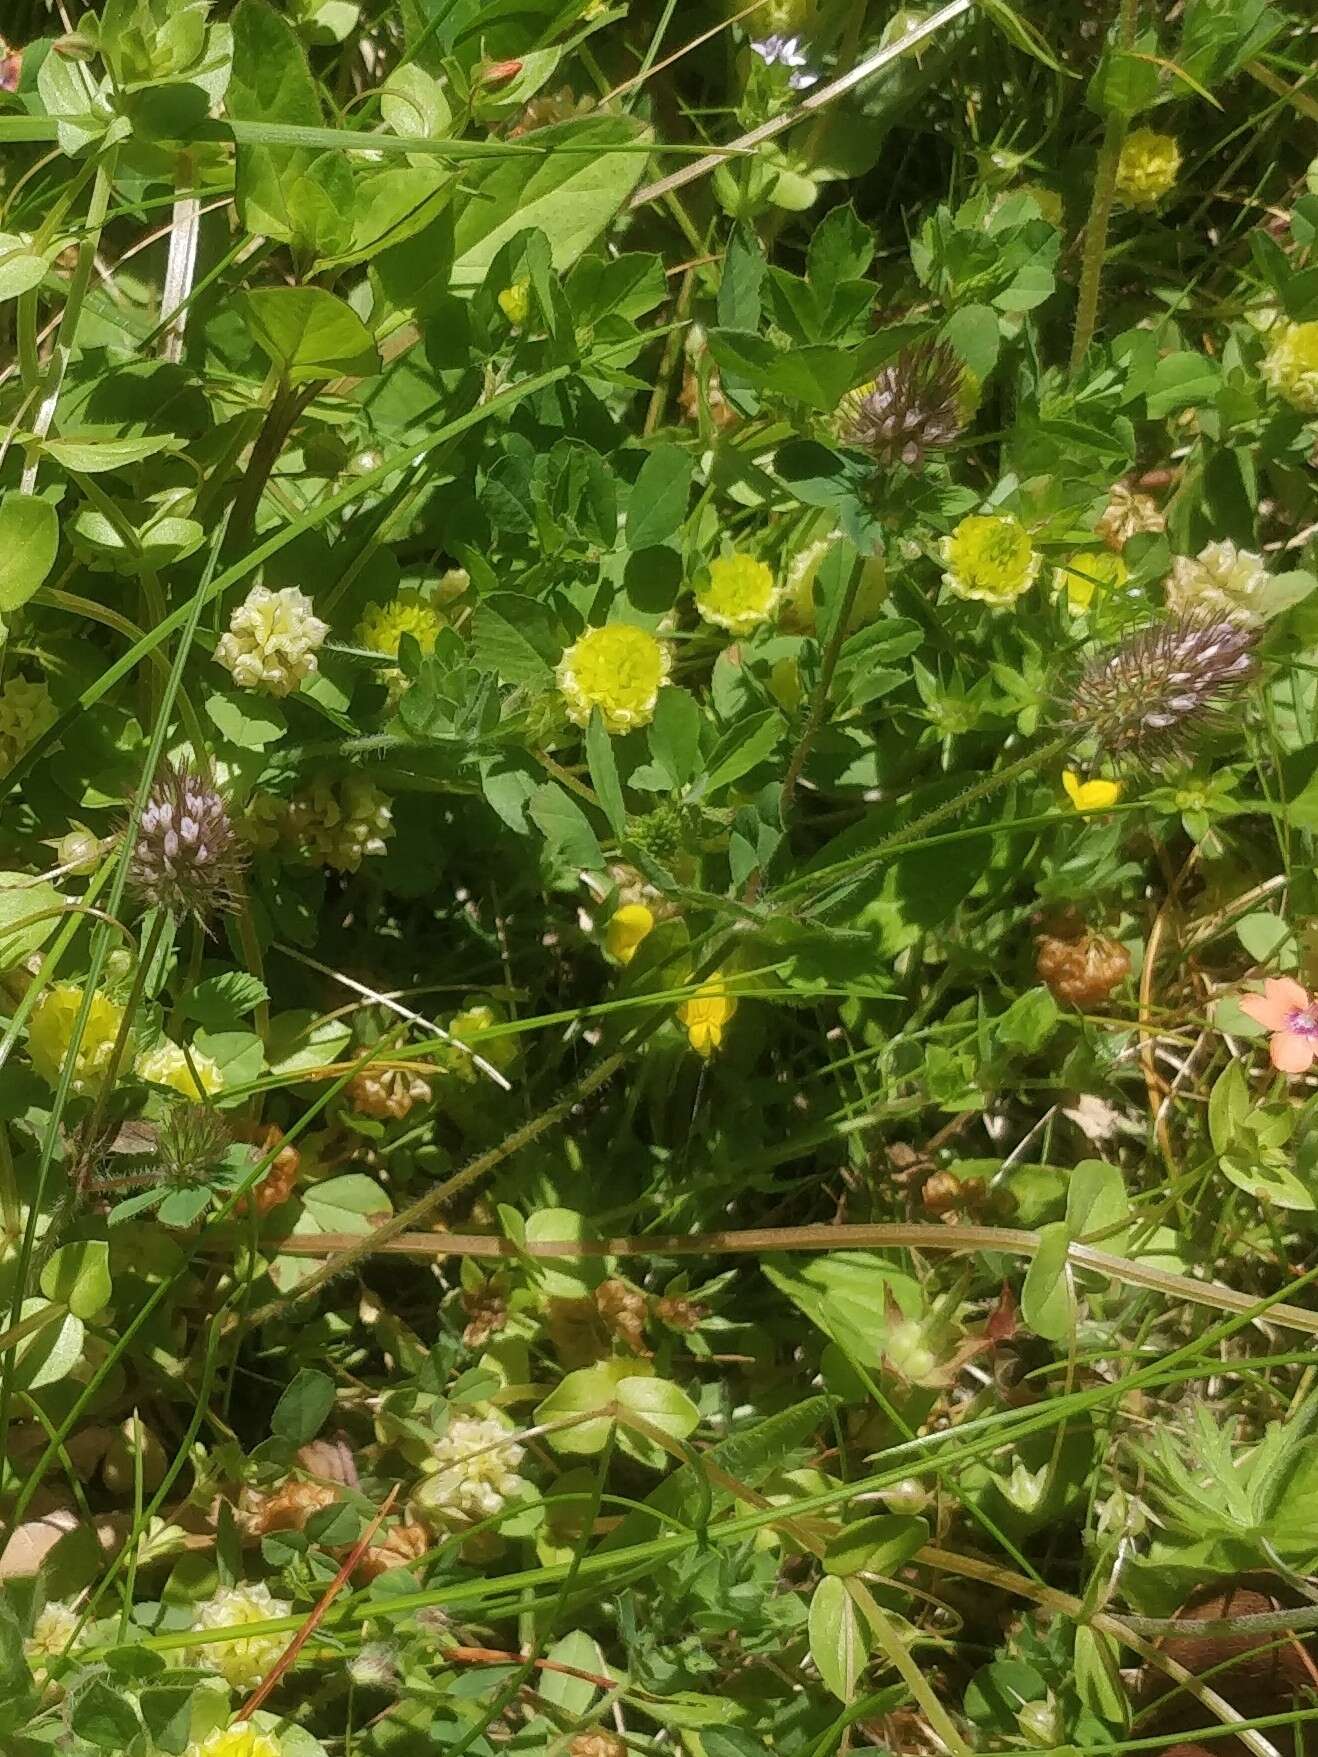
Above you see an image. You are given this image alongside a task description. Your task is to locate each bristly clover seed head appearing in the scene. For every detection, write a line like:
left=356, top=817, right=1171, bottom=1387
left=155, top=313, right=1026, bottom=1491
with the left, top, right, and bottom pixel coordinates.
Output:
left=128, top=759, right=245, bottom=923
left=1066, top=615, right=1258, bottom=769
left=843, top=338, right=966, bottom=472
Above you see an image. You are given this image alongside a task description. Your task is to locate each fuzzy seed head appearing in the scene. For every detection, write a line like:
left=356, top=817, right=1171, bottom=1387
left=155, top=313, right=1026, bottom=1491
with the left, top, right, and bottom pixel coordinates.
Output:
left=843, top=339, right=966, bottom=470
left=1066, top=615, right=1257, bottom=768
left=129, top=761, right=244, bottom=921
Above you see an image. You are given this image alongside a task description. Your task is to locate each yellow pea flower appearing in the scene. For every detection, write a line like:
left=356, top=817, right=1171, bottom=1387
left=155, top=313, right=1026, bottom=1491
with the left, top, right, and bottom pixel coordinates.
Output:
left=605, top=903, right=655, bottom=966
left=678, top=977, right=737, bottom=1057
left=1063, top=770, right=1122, bottom=813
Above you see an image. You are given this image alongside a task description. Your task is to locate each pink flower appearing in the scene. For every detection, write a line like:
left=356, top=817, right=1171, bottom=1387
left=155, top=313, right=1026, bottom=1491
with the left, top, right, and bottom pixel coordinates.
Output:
left=1238, top=976, right=1318, bottom=1074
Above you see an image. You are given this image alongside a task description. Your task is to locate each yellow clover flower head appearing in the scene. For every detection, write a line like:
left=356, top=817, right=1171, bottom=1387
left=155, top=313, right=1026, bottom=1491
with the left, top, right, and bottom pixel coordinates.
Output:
left=214, top=585, right=329, bottom=698
left=1260, top=319, right=1318, bottom=415
left=1114, top=130, right=1181, bottom=207
left=605, top=902, right=655, bottom=965
left=678, top=976, right=737, bottom=1057
left=695, top=554, right=779, bottom=636
left=0, top=677, right=57, bottom=773
left=1062, top=770, right=1122, bottom=813
left=188, top=1581, right=290, bottom=1690
left=941, top=514, right=1040, bottom=608
left=136, top=1039, right=224, bottom=1100
left=355, top=588, right=446, bottom=660
left=29, top=983, right=128, bottom=1095
left=286, top=775, right=394, bottom=872
left=556, top=624, right=672, bottom=734
left=498, top=279, right=531, bottom=327
left=186, top=1725, right=282, bottom=1757
left=1052, top=550, right=1127, bottom=615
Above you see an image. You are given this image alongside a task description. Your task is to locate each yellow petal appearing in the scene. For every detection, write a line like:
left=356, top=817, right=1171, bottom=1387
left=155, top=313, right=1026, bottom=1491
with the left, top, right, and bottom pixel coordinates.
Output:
left=1063, top=771, right=1122, bottom=812
left=605, top=903, right=654, bottom=965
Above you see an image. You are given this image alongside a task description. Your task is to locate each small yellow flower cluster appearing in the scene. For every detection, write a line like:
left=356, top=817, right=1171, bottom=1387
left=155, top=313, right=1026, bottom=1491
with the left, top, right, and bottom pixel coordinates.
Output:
left=415, top=1415, right=528, bottom=1524
left=498, top=279, right=531, bottom=326
left=28, top=983, right=127, bottom=1096
left=136, top=1039, right=224, bottom=1099
left=0, top=677, right=57, bottom=773
left=1114, top=129, right=1181, bottom=207
left=1052, top=550, right=1127, bottom=615
left=215, top=585, right=329, bottom=697
left=355, top=587, right=448, bottom=700
left=188, top=1580, right=290, bottom=1690
left=286, top=776, right=394, bottom=872
left=605, top=902, right=655, bottom=965
left=25, top=1599, right=80, bottom=1676
left=1165, top=540, right=1268, bottom=626
left=1062, top=771, right=1122, bottom=813
left=355, top=588, right=446, bottom=661
left=1260, top=319, right=1318, bottom=414
left=556, top=624, right=671, bottom=734
left=186, top=1725, right=282, bottom=1757
left=941, top=513, right=1040, bottom=608
left=694, top=554, right=779, bottom=636
left=678, top=976, right=736, bottom=1057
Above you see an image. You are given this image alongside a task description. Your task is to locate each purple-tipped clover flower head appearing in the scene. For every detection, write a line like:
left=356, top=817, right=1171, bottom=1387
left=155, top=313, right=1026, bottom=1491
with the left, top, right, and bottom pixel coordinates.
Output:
left=1066, top=615, right=1258, bottom=769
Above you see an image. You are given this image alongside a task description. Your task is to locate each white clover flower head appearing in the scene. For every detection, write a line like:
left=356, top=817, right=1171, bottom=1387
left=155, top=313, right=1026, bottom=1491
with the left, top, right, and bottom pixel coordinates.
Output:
left=1165, top=540, right=1269, bottom=626
left=188, top=1581, right=291, bottom=1689
left=215, top=585, right=329, bottom=698
left=750, top=33, right=819, bottom=88
left=25, top=1599, right=81, bottom=1673
left=415, top=1415, right=528, bottom=1526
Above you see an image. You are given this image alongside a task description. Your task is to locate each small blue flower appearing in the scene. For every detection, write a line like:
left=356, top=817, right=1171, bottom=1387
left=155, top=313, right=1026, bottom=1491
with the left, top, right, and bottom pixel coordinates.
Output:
left=750, top=33, right=820, bottom=90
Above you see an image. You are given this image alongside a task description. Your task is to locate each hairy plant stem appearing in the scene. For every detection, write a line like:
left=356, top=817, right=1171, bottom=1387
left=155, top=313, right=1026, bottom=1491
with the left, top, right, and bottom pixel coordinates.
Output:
left=779, top=555, right=864, bottom=822
left=788, top=729, right=1074, bottom=909
left=1069, top=0, right=1140, bottom=378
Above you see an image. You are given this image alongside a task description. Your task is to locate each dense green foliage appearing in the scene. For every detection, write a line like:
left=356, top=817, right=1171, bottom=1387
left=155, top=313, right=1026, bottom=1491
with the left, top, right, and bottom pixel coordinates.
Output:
left=1, top=2, right=1318, bottom=1755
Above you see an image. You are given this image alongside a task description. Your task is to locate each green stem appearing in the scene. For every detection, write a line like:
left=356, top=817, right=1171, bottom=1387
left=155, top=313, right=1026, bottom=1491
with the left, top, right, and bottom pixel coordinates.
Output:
left=0, top=1127, right=19, bottom=1239
left=1068, top=0, right=1140, bottom=378
left=21, top=150, right=119, bottom=493
left=783, top=730, right=1073, bottom=908
left=779, top=557, right=864, bottom=822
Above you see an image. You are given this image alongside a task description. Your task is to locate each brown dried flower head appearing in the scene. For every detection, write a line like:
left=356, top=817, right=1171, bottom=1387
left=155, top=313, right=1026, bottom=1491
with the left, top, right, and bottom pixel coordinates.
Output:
left=1037, top=932, right=1131, bottom=1010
